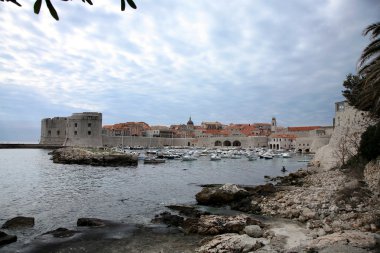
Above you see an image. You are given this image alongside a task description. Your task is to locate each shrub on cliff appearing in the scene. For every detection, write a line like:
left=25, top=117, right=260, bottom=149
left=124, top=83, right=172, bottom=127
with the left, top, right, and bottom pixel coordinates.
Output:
left=359, top=122, right=380, bottom=161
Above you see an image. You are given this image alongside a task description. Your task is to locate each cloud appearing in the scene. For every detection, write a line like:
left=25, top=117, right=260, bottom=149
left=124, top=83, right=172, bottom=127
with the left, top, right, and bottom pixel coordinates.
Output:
left=0, top=0, right=379, bottom=141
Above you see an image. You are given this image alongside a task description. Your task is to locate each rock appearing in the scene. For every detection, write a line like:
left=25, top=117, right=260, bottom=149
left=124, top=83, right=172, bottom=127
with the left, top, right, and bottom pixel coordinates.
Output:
left=166, top=205, right=210, bottom=218
left=151, top=212, right=184, bottom=227
left=196, top=233, right=264, bottom=253
left=308, top=230, right=377, bottom=249
left=195, top=184, right=249, bottom=205
left=51, top=147, right=138, bottom=166
left=77, top=218, right=106, bottom=227
left=184, top=214, right=260, bottom=235
left=302, top=208, right=317, bottom=220
left=243, top=225, right=263, bottom=238
left=2, top=216, right=35, bottom=229
left=244, top=183, right=276, bottom=197
left=42, top=227, right=79, bottom=238
left=0, top=231, right=17, bottom=246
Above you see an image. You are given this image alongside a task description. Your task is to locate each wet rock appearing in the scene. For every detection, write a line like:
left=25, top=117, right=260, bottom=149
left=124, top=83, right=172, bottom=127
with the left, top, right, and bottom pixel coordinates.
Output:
left=195, top=233, right=264, bottom=253
left=243, top=225, right=263, bottom=238
left=184, top=214, right=261, bottom=235
left=77, top=218, right=106, bottom=227
left=2, top=216, right=35, bottom=229
left=244, top=183, right=276, bottom=197
left=195, top=183, right=250, bottom=205
left=0, top=231, right=17, bottom=246
left=42, top=227, right=79, bottom=238
left=166, top=205, right=210, bottom=218
left=151, top=212, right=184, bottom=227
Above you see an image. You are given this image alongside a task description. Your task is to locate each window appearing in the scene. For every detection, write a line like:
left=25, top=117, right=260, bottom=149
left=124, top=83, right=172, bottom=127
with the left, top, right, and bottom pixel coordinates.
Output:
left=48, top=130, right=51, bottom=136
left=88, top=131, right=91, bottom=135
left=88, top=123, right=91, bottom=127
left=74, top=131, right=77, bottom=135
left=74, top=123, right=78, bottom=127
left=57, top=130, right=60, bottom=136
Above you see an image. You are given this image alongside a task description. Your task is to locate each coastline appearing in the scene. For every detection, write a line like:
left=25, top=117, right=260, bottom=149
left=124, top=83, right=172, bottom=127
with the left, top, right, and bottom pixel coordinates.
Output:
left=2, top=163, right=379, bottom=252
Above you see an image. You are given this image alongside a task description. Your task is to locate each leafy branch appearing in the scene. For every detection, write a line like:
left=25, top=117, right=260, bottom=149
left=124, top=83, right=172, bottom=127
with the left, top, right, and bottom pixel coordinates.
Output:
left=1, top=0, right=137, bottom=21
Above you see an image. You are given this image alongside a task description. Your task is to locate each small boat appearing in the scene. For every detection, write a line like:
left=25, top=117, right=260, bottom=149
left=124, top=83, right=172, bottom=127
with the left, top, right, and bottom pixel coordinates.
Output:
left=144, top=158, right=166, bottom=164
left=282, top=152, right=292, bottom=158
left=182, top=154, right=197, bottom=161
left=247, top=154, right=257, bottom=161
left=210, top=154, right=221, bottom=161
left=230, top=154, right=242, bottom=159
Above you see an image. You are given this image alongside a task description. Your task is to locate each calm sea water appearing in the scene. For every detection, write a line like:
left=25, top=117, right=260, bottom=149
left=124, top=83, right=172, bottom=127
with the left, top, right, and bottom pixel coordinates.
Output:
left=0, top=149, right=309, bottom=249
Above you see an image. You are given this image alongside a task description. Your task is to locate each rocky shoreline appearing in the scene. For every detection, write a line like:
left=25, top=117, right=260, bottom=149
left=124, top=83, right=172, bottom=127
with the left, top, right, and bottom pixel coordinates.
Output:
left=1, top=164, right=379, bottom=252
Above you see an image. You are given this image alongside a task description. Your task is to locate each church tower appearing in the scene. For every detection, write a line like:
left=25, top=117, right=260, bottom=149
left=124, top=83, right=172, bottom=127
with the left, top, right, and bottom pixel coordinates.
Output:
left=187, top=116, right=194, bottom=130
left=271, top=117, right=277, bottom=133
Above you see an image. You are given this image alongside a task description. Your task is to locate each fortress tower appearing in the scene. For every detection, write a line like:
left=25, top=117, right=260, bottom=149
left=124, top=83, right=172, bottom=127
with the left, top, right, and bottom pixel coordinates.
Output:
left=40, top=112, right=102, bottom=147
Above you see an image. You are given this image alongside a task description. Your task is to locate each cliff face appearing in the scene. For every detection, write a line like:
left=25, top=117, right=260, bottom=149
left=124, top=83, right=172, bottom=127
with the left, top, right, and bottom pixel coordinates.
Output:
left=313, top=103, right=371, bottom=171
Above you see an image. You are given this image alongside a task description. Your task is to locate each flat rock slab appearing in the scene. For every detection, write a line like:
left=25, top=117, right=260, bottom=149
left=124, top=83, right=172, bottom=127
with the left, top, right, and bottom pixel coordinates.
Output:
left=0, top=231, right=17, bottom=246
left=2, top=216, right=35, bottom=229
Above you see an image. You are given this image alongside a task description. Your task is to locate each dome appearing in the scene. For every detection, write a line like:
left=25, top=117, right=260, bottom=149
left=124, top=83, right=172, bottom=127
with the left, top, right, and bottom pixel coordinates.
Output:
left=187, top=116, right=194, bottom=125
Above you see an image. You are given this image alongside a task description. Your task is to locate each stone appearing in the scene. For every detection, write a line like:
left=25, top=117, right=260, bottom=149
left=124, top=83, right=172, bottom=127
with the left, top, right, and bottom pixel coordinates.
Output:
left=166, top=205, right=210, bottom=218
left=151, top=212, right=184, bottom=227
left=308, top=230, right=377, bottom=249
left=42, top=227, right=79, bottom=238
left=243, top=225, right=263, bottom=238
left=77, top=218, right=106, bottom=227
left=2, top=216, right=35, bottom=229
left=0, top=231, right=17, bottom=246
left=195, top=233, right=264, bottom=253
left=184, top=214, right=260, bottom=235
left=195, top=184, right=249, bottom=205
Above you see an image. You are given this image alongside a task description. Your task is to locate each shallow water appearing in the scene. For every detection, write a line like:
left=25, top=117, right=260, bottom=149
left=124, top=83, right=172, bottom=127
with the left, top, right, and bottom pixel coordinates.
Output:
left=0, top=149, right=309, bottom=250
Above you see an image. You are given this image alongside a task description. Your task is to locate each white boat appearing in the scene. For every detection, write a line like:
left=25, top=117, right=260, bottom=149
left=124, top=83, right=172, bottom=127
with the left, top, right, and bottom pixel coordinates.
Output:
left=230, top=154, right=242, bottom=159
left=262, top=152, right=274, bottom=159
left=210, top=154, right=221, bottom=161
left=282, top=152, right=292, bottom=158
left=182, top=154, right=197, bottom=161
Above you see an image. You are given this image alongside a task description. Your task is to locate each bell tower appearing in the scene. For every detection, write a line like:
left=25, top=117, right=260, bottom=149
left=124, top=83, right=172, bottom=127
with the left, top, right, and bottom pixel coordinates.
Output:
left=271, top=117, right=277, bottom=133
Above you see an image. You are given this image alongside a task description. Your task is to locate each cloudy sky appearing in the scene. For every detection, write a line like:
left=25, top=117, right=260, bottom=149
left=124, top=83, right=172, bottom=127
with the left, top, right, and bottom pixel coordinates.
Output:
left=0, top=0, right=379, bottom=142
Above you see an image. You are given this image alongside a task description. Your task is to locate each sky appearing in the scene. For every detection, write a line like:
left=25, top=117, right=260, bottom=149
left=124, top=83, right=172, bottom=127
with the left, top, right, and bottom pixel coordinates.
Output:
left=0, top=0, right=379, bottom=142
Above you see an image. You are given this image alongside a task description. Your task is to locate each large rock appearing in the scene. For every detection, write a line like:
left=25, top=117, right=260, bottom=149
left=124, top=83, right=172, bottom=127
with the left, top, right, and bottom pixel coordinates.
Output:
left=195, top=233, right=264, bottom=253
left=2, top=216, right=35, bottom=229
left=244, top=225, right=263, bottom=238
left=0, top=231, right=17, bottom=246
left=151, top=212, right=184, bottom=227
left=77, top=218, right=106, bottom=227
left=51, top=147, right=138, bottom=166
left=195, top=184, right=249, bottom=205
left=308, top=230, right=377, bottom=249
left=184, top=214, right=261, bottom=235
left=42, top=227, right=79, bottom=238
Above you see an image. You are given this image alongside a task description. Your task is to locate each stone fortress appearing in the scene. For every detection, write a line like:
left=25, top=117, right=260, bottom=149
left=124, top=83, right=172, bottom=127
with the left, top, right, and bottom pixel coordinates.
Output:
left=40, top=103, right=359, bottom=153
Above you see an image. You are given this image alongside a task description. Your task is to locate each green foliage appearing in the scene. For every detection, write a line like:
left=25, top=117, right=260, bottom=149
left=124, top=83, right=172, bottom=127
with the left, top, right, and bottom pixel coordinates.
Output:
left=342, top=74, right=365, bottom=108
left=356, top=22, right=380, bottom=119
left=359, top=122, right=380, bottom=161
left=2, top=0, right=137, bottom=21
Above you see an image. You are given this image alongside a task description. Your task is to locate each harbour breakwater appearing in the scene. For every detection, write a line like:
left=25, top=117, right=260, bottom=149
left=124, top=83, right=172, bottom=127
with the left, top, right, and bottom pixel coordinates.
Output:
left=0, top=144, right=61, bottom=149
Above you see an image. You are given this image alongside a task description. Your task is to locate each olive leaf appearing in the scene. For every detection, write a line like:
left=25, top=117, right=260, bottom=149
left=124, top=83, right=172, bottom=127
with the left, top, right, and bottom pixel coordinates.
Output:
left=45, top=0, right=59, bottom=20
left=121, top=0, right=125, bottom=11
left=33, top=0, right=42, bottom=14
left=127, top=0, right=136, bottom=9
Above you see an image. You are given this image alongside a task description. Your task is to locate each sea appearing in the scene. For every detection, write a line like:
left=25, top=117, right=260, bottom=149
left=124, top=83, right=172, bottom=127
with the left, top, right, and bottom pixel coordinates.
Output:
left=0, top=148, right=310, bottom=251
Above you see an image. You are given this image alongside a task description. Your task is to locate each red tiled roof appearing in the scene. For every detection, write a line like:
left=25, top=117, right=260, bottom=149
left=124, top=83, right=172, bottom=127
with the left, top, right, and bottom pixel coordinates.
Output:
left=271, top=134, right=297, bottom=139
left=288, top=126, right=321, bottom=132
